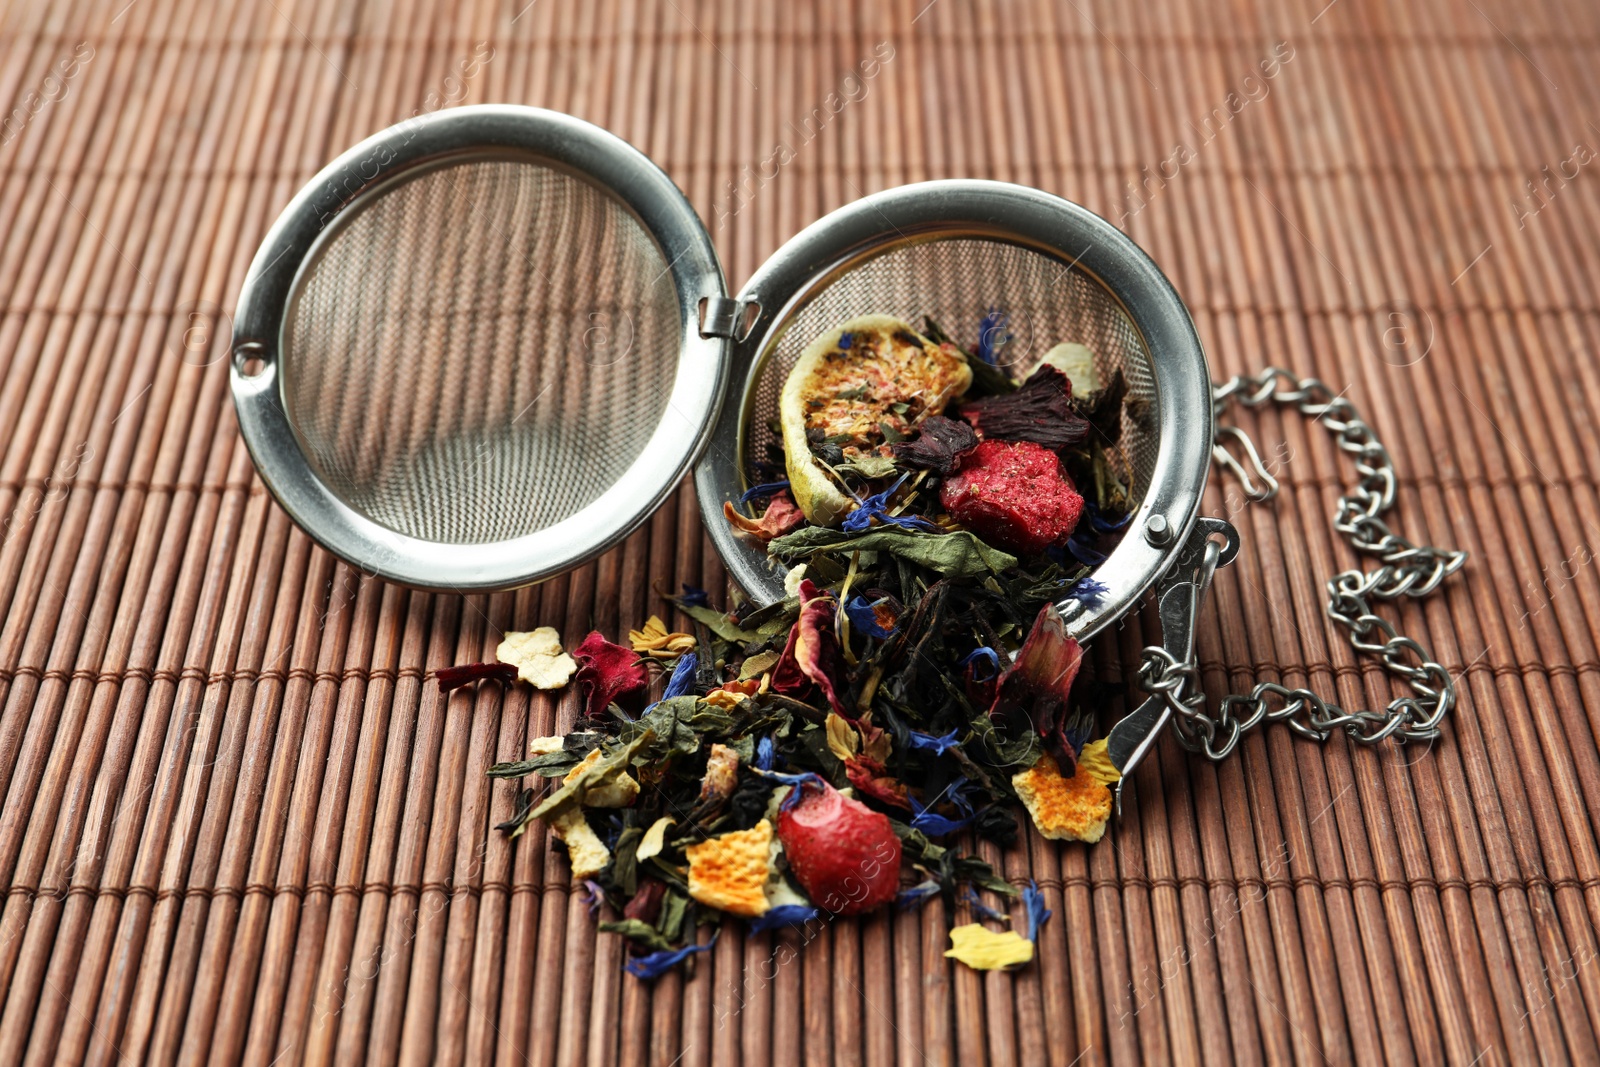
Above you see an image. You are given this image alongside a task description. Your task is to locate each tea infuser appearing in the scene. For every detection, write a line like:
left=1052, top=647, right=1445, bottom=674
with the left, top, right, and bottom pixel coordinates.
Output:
left=231, top=105, right=1466, bottom=808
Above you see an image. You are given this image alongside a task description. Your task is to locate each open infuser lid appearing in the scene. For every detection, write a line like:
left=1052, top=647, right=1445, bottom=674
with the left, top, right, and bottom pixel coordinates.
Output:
left=231, top=105, right=736, bottom=591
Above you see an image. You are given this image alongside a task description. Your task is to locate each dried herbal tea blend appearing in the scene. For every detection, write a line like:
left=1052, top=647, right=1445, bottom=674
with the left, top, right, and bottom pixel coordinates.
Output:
left=455, top=311, right=1136, bottom=979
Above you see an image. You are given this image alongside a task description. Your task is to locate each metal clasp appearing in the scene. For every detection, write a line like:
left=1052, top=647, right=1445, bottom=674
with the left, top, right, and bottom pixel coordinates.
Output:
left=1104, top=517, right=1238, bottom=814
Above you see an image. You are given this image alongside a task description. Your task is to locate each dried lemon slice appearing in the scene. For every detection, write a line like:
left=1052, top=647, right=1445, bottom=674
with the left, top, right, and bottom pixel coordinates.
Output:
left=779, top=315, right=971, bottom=525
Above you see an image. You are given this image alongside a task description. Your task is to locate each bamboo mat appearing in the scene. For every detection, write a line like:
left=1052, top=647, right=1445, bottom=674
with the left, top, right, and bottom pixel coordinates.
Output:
left=1, top=0, right=1598, bottom=1063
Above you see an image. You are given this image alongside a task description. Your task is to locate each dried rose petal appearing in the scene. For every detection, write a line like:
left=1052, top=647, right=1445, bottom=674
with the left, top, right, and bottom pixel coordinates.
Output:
left=571, top=631, right=648, bottom=721
left=844, top=754, right=912, bottom=811
left=723, top=490, right=806, bottom=541
left=988, top=603, right=1085, bottom=774
left=772, top=580, right=850, bottom=714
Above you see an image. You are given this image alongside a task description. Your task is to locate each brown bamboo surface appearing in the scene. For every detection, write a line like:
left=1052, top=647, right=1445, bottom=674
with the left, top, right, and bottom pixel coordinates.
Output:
left=1, top=0, right=1599, bottom=1063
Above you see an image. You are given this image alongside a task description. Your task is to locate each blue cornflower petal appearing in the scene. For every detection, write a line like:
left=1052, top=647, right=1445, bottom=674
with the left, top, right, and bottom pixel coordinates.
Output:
left=754, top=735, right=775, bottom=771
left=960, top=646, right=1001, bottom=681
left=625, top=934, right=718, bottom=980
left=739, top=480, right=791, bottom=505
left=1084, top=502, right=1133, bottom=534
left=976, top=307, right=1009, bottom=366
left=895, top=880, right=942, bottom=911
left=840, top=475, right=940, bottom=534
left=838, top=331, right=854, bottom=349
left=751, top=768, right=826, bottom=809
left=663, top=652, right=698, bottom=698
left=1064, top=576, right=1109, bottom=608
left=1064, top=532, right=1108, bottom=567
left=580, top=879, right=606, bottom=916
left=1023, top=880, right=1053, bottom=942
left=909, top=802, right=976, bottom=838
left=747, top=905, right=821, bottom=932
left=961, top=886, right=1008, bottom=924
left=844, top=594, right=899, bottom=639
left=906, top=728, right=962, bottom=756
left=679, top=584, right=712, bottom=608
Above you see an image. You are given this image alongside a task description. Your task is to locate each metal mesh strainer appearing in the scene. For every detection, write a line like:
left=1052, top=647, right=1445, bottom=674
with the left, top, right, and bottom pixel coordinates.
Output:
left=282, top=159, right=679, bottom=545
left=696, top=181, right=1216, bottom=644
left=232, top=107, right=731, bottom=590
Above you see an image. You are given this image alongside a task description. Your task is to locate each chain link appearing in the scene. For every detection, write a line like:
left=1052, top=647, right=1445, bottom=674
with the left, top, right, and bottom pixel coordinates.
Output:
left=1139, top=367, right=1467, bottom=760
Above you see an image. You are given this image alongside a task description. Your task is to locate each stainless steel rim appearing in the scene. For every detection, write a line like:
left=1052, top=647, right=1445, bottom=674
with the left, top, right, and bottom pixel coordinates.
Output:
left=232, top=104, right=729, bottom=592
left=694, top=179, right=1213, bottom=642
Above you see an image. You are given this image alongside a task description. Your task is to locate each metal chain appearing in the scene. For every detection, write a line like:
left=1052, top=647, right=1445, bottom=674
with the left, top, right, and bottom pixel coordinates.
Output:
left=1138, top=367, right=1468, bottom=761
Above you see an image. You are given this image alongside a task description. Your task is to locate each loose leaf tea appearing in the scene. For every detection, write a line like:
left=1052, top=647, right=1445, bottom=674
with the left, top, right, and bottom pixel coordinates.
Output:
left=455, top=310, right=1138, bottom=979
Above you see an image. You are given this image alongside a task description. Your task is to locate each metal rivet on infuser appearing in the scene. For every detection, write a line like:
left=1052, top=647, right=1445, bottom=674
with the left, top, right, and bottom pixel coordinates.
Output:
left=1144, top=514, right=1173, bottom=546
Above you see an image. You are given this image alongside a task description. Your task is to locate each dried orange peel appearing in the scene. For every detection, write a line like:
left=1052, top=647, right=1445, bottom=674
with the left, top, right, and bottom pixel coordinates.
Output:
left=1011, top=743, right=1119, bottom=844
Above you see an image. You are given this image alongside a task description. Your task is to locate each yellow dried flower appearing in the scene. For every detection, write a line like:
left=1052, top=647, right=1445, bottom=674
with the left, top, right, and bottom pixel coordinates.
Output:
left=1076, top=738, right=1122, bottom=787
left=945, top=924, right=1034, bottom=970
left=628, top=615, right=696, bottom=660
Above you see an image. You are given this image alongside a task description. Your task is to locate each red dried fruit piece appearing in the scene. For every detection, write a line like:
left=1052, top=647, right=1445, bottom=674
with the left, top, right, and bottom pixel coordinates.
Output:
left=938, top=439, right=1085, bottom=555
left=777, top=778, right=902, bottom=916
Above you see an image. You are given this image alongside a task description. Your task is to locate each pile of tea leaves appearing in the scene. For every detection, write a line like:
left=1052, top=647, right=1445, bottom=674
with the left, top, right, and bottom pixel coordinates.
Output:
left=451, top=312, right=1138, bottom=979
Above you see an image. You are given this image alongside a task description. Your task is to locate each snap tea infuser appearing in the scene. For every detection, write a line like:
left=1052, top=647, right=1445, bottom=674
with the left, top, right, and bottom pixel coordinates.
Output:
left=231, top=105, right=1466, bottom=805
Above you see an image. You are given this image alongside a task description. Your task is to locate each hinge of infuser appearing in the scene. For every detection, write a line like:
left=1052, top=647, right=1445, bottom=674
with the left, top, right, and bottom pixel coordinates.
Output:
left=698, top=296, right=744, bottom=339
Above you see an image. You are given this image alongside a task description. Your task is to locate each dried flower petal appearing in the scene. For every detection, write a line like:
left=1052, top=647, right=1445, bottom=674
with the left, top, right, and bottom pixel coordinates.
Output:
left=778, top=580, right=849, bottom=715
left=844, top=592, right=902, bottom=639
left=724, top=491, right=806, bottom=542
left=624, top=934, right=717, bottom=980
left=989, top=604, right=1085, bottom=775
left=1022, top=880, right=1052, bottom=942
left=747, top=904, right=821, bottom=932
left=896, top=880, right=942, bottom=911
left=844, top=754, right=912, bottom=811
left=840, top=474, right=938, bottom=533
left=738, top=480, right=791, bottom=504
left=436, top=661, right=518, bottom=692
left=572, top=632, right=648, bottom=721
left=945, top=924, right=1034, bottom=971
left=890, top=414, right=979, bottom=474
left=1076, top=737, right=1122, bottom=786
left=906, top=728, right=962, bottom=755
left=496, top=627, right=578, bottom=689
left=628, top=616, right=697, bottom=661
left=959, top=364, right=1090, bottom=452
left=624, top=877, right=668, bottom=924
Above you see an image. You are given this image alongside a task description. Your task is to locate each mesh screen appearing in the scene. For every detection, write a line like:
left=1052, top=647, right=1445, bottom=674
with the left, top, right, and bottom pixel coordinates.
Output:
left=743, top=238, right=1158, bottom=503
left=282, top=158, right=681, bottom=544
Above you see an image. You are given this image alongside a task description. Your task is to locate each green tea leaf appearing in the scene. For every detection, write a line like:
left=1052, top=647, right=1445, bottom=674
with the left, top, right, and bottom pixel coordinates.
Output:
left=767, top=526, right=1017, bottom=580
